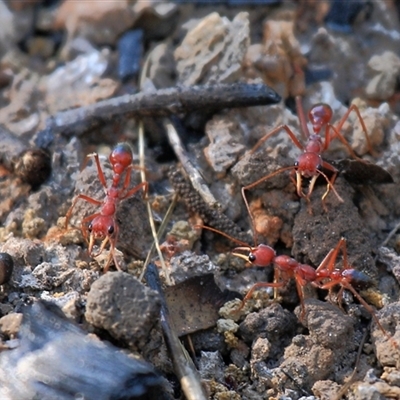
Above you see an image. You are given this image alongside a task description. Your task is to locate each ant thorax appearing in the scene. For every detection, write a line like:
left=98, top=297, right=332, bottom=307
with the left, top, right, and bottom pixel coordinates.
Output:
left=102, top=200, right=117, bottom=216
left=330, top=269, right=342, bottom=280
left=305, top=134, right=324, bottom=153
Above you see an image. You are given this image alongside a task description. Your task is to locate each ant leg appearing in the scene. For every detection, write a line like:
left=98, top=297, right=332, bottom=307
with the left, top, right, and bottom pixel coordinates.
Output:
left=315, top=239, right=345, bottom=276
left=119, top=181, right=148, bottom=200
left=87, top=152, right=108, bottom=189
left=295, top=96, right=311, bottom=140
left=242, top=166, right=294, bottom=243
left=318, top=164, right=343, bottom=203
left=289, top=169, right=316, bottom=213
left=88, top=231, right=109, bottom=258
left=335, top=286, right=346, bottom=312
left=80, top=212, right=101, bottom=241
left=250, top=125, right=304, bottom=155
left=295, top=280, right=307, bottom=321
left=238, top=280, right=286, bottom=310
left=65, top=194, right=102, bottom=229
left=109, top=229, right=121, bottom=272
left=103, top=251, right=114, bottom=273
left=241, top=167, right=294, bottom=193
left=89, top=229, right=121, bottom=272
left=272, top=267, right=284, bottom=301
left=302, top=174, right=318, bottom=214
left=291, top=169, right=305, bottom=198
left=333, top=104, right=374, bottom=156
left=342, top=283, right=396, bottom=347
left=117, top=164, right=133, bottom=196
left=106, top=238, right=121, bottom=272
left=325, top=125, right=366, bottom=162
left=316, top=278, right=395, bottom=347
left=118, top=165, right=144, bottom=198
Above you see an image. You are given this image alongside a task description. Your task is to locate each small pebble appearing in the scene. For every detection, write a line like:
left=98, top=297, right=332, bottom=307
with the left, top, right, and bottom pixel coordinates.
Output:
left=85, top=272, right=161, bottom=347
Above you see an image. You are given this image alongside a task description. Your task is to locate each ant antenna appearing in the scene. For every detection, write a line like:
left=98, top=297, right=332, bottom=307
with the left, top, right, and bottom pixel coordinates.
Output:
left=194, top=225, right=252, bottom=249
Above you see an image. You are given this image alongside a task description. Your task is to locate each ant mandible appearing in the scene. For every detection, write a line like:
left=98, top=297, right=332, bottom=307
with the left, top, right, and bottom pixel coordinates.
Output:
left=65, top=142, right=147, bottom=272
left=312, top=237, right=398, bottom=349
left=241, top=96, right=373, bottom=216
left=195, top=224, right=316, bottom=319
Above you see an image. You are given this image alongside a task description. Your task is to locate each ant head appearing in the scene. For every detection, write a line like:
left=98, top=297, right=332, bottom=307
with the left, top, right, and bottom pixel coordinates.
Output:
left=308, top=103, right=333, bottom=134
left=87, top=216, right=117, bottom=240
left=296, top=152, right=323, bottom=178
left=232, top=244, right=275, bottom=267
left=110, top=142, right=133, bottom=174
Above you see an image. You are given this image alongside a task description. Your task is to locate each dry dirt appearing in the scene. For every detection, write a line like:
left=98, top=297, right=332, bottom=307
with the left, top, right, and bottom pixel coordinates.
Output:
left=0, top=1, right=400, bottom=400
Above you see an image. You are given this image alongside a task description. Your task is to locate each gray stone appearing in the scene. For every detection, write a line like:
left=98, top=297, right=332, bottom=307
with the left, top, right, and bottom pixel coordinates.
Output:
left=85, top=272, right=161, bottom=347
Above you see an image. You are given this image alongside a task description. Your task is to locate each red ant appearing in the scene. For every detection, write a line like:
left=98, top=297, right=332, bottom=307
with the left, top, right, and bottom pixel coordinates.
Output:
left=312, top=237, right=398, bottom=348
left=241, top=96, right=373, bottom=217
left=196, top=225, right=396, bottom=339
left=195, top=225, right=316, bottom=319
left=65, top=142, right=147, bottom=272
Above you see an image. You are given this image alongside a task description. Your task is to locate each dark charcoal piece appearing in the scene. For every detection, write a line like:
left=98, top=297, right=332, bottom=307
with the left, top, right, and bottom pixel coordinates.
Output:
left=41, top=83, right=281, bottom=137
left=0, top=301, right=164, bottom=400
left=328, top=159, right=394, bottom=184
left=0, top=253, right=13, bottom=284
left=118, top=29, right=144, bottom=82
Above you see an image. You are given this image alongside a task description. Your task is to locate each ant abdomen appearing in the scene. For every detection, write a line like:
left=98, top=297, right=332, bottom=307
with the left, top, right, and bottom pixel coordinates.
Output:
left=308, top=103, right=333, bottom=134
left=110, top=142, right=133, bottom=174
left=342, top=268, right=373, bottom=289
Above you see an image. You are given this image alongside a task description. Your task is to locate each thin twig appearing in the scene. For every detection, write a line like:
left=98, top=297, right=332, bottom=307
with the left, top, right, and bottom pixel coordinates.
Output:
left=138, top=120, right=171, bottom=285
left=164, top=118, right=219, bottom=209
left=381, top=220, right=400, bottom=247
left=139, top=193, right=178, bottom=282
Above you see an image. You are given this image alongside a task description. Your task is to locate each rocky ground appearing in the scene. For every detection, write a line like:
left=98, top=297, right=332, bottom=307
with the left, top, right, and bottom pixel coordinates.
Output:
left=0, top=1, right=400, bottom=399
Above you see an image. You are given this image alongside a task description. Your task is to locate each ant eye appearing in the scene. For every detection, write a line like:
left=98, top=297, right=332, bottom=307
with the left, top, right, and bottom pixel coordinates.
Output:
left=88, top=223, right=93, bottom=232
left=316, top=164, right=322, bottom=170
left=248, top=253, right=256, bottom=262
left=294, top=161, right=299, bottom=168
left=108, top=225, right=114, bottom=235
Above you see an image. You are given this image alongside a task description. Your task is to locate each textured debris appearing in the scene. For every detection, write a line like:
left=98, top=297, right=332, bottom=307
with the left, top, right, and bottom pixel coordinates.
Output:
left=0, top=2, right=400, bottom=398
